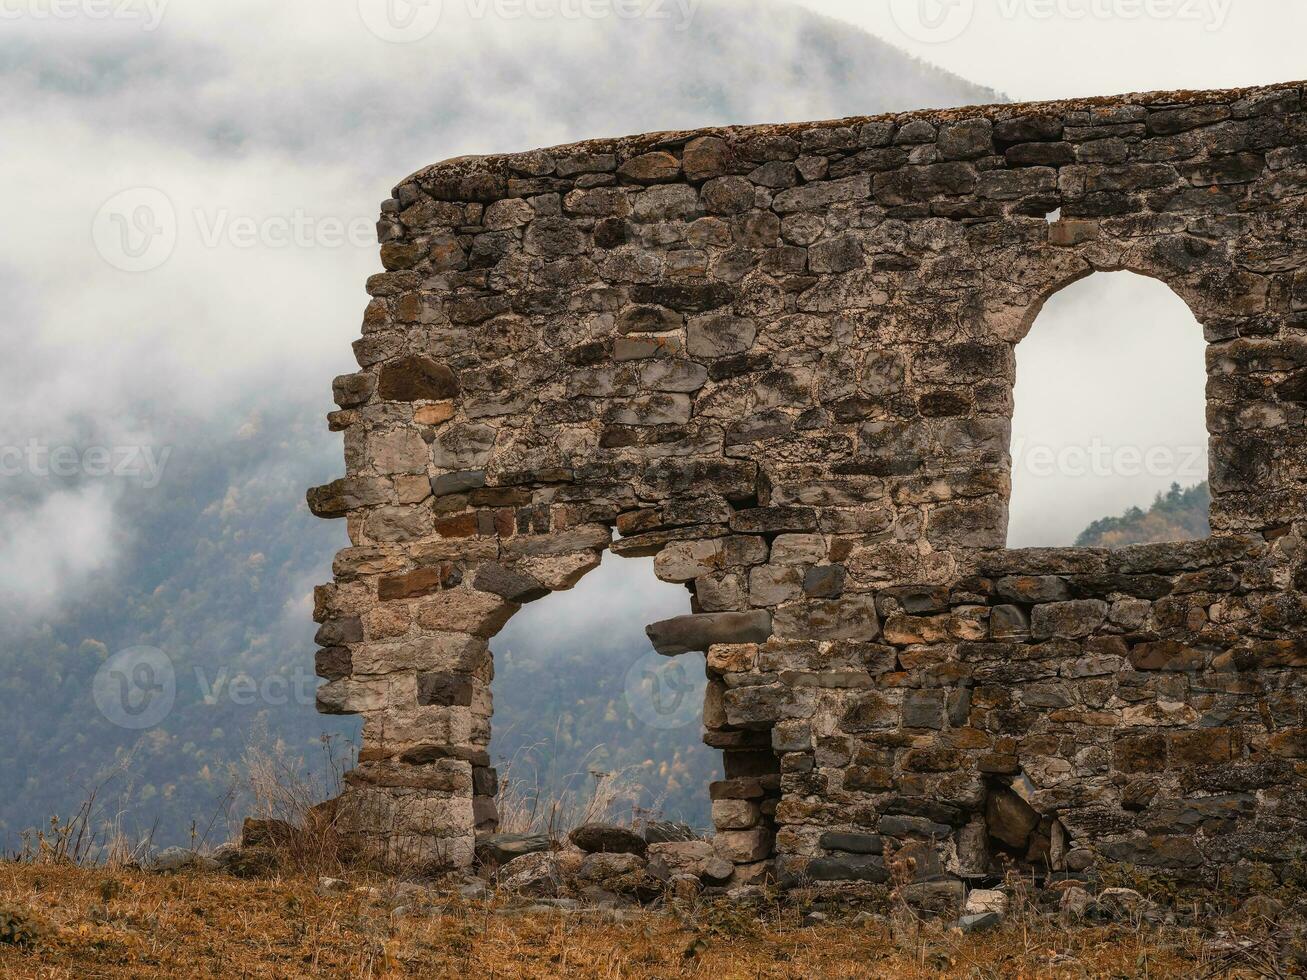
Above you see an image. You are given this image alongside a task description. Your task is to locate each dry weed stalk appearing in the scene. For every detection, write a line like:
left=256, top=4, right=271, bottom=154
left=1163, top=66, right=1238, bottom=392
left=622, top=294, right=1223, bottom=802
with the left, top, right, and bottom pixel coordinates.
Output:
left=885, top=844, right=928, bottom=964
left=11, top=751, right=157, bottom=868
left=228, top=732, right=355, bottom=875
left=494, top=736, right=661, bottom=840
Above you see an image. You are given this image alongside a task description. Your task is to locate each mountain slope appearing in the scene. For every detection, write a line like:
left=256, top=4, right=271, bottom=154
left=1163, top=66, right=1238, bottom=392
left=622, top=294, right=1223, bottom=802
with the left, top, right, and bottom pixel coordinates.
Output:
left=1076, top=482, right=1211, bottom=548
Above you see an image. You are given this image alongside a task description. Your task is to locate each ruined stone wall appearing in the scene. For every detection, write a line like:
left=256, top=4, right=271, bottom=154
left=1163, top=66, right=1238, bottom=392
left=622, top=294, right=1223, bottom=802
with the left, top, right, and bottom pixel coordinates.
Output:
left=309, top=80, right=1307, bottom=891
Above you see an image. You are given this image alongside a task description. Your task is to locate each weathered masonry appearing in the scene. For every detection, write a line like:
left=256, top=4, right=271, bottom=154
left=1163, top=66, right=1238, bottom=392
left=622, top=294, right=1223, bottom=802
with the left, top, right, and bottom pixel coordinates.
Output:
left=310, top=80, right=1307, bottom=892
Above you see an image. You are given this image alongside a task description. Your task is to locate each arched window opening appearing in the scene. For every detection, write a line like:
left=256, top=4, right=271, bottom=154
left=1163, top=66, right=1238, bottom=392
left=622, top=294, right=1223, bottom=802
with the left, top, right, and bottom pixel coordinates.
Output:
left=488, top=555, right=718, bottom=836
left=1007, top=271, right=1210, bottom=549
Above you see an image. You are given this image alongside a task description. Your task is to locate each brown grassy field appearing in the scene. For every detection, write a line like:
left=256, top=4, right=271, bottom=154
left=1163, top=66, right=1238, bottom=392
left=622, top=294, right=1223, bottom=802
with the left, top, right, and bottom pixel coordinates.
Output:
left=0, top=860, right=1288, bottom=979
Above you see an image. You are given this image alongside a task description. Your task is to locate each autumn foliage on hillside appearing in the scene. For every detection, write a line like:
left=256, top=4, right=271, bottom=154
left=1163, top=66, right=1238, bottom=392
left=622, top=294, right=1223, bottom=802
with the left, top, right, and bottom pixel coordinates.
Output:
left=1075, top=483, right=1210, bottom=549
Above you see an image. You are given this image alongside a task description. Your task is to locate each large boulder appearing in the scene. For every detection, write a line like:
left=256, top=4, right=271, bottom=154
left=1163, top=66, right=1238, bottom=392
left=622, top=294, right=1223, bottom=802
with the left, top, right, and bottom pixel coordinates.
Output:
left=986, top=787, right=1039, bottom=850
left=569, top=824, right=648, bottom=856
left=476, top=833, right=552, bottom=866
left=647, top=841, right=734, bottom=884
left=147, top=847, right=218, bottom=873
left=497, top=851, right=563, bottom=898
left=964, top=889, right=1007, bottom=916
left=643, top=821, right=696, bottom=844
left=578, top=851, right=646, bottom=880
left=577, top=851, right=660, bottom=901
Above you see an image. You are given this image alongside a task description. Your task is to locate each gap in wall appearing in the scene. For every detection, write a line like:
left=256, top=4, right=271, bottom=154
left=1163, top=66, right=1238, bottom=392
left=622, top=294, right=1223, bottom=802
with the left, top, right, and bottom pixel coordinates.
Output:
left=488, top=554, right=719, bottom=835
left=1007, top=270, right=1210, bottom=549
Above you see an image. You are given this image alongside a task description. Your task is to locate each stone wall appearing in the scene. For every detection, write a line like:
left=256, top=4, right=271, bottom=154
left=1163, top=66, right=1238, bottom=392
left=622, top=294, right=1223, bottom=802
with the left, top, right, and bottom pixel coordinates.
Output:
left=309, top=80, right=1307, bottom=891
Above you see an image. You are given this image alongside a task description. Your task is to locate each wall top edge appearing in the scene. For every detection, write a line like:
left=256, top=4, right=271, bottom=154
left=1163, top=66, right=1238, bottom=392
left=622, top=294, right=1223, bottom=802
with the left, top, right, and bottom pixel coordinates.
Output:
left=397, top=79, right=1306, bottom=195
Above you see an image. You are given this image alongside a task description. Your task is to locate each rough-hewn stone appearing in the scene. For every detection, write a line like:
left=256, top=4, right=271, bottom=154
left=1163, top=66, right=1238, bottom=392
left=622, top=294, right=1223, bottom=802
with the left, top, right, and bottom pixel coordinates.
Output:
left=646, top=612, right=773, bottom=656
left=569, top=824, right=648, bottom=856
left=312, top=81, right=1307, bottom=889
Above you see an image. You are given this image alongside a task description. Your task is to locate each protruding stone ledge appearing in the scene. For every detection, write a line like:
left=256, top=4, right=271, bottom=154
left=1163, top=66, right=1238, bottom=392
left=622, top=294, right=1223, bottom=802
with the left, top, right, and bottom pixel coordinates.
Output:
left=646, top=611, right=773, bottom=656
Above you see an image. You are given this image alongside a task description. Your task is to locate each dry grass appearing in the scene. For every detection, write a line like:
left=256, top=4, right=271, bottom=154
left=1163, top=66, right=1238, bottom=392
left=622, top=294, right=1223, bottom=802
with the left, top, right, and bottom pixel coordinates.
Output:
left=494, top=735, right=666, bottom=839
left=496, top=764, right=653, bottom=839
left=0, top=861, right=1283, bottom=979
left=7, top=752, right=160, bottom=869
left=227, top=734, right=355, bottom=876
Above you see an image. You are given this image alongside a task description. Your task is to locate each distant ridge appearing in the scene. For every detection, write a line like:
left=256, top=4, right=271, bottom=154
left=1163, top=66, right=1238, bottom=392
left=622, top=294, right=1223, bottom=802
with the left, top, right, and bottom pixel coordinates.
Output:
left=1076, top=482, right=1211, bottom=549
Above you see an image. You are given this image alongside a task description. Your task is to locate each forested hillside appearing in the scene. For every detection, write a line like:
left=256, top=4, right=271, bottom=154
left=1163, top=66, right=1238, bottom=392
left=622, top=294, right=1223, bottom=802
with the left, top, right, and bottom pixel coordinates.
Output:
left=1075, top=482, right=1211, bottom=548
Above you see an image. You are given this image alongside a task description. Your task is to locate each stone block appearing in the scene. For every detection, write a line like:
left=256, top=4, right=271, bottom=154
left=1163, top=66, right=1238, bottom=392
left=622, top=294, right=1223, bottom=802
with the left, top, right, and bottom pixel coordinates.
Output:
left=749, top=564, right=803, bottom=606
left=711, top=799, right=761, bottom=830
left=416, top=673, right=475, bottom=707
left=902, top=690, right=946, bottom=730
left=415, top=589, right=516, bottom=637
left=378, top=356, right=460, bottom=402
left=618, top=151, right=680, bottom=183
left=986, top=787, right=1039, bottom=850
left=722, top=684, right=787, bottom=728
left=709, top=777, right=766, bottom=800
left=806, top=854, right=887, bottom=883
left=646, top=611, right=773, bottom=656
left=683, top=136, right=737, bottom=181
left=714, top=828, right=774, bottom=863
left=1031, top=600, right=1109, bottom=639
left=378, top=565, right=461, bottom=601
left=1129, top=640, right=1205, bottom=671
left=472, top=564, right=550, bottom=604
left=818, top=831, right=883, bottom=854
left=706, top=643, right=757, bottom=674
left=995, top=575, right=1070, bottom=603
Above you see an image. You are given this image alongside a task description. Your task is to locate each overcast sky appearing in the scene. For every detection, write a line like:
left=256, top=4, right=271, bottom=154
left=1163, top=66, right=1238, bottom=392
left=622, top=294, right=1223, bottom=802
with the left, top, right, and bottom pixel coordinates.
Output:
left=2, top=0, right=1296, bottom=611
left=797, top=0, right=1307, bottom=100
left=1007, top=272, right=1208, bottom=547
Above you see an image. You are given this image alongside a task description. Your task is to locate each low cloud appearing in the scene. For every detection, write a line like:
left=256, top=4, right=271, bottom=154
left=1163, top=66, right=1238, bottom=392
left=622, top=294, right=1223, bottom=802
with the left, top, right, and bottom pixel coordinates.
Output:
left=0, top=485, right=118, bottom=608
left=1008, top=271, right=1210, bottom=547
left=496, top=556, right=692, bottom=659
left=0, top=0, right=1000, bottom=610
